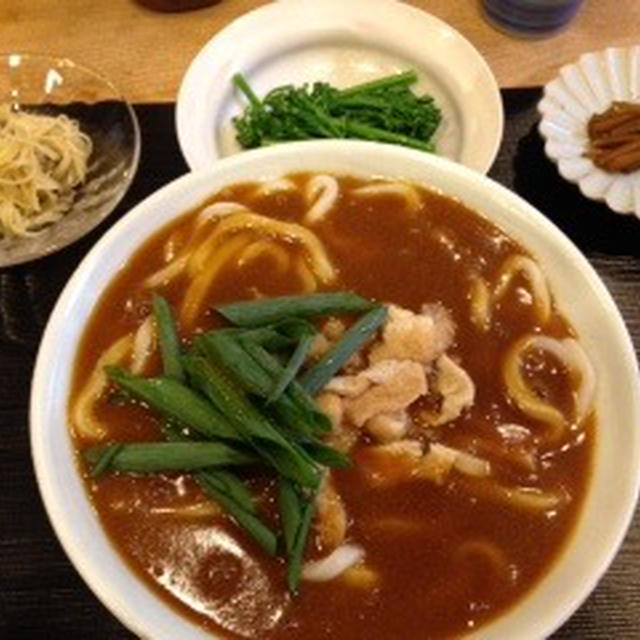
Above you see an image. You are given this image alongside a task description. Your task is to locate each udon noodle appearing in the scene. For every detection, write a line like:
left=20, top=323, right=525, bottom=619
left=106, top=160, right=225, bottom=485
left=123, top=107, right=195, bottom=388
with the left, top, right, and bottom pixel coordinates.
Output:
left=503, top=334, right=595, bottom=444
left=70, top=173, right=596, bottom=639
left=470, top=254, right=552, bottom=332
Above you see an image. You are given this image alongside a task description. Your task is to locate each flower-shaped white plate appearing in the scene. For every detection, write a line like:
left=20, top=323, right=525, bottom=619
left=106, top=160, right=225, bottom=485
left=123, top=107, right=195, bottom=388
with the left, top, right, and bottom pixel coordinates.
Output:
left=538, top=46, right=640, bottom=219
left=176, top=0, right=503, bottom=174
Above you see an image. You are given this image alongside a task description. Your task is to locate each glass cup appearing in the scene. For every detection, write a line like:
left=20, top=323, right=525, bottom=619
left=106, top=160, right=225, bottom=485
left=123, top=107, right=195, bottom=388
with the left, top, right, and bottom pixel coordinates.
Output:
left=482, top=0, right=586, bottom=37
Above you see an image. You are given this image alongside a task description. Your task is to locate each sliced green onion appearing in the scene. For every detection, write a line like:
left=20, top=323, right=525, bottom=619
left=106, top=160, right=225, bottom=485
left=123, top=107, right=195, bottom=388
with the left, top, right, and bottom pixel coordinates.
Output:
left=210, top=327, right=295, bottom=351
left=300, top=305, right=388, bottom=395
left=267, top=333, right=315, bottom=403
left=152, top=295, right=184, bottom=381
left=90, top=443, right=124, bottom=478
left=199, top=469, right=258, bottom=516
left=199, top=333, right=317, bottom=438
left=278, top=479, right=302, bottom=556
left=287, top=499, right=316, bottom=594
left=216, top=293, right=375, bottom=327
left=197, top=470, right=277, bottom=556
left=184, top=356, right=320, bottom=489
left=84, top=442, right=256, bottom=474
left=106, top=366, right=240, bottom=443
left=239, top=339, right=330, bottom=435
left=302, top=441, right=352, bottom=469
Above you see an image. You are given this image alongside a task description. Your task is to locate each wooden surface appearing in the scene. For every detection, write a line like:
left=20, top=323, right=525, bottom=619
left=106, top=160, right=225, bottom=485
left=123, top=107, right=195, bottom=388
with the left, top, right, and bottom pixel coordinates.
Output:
left=1, top=0, right=640, bottom=101
left=1, top=91, right=640, bottom=639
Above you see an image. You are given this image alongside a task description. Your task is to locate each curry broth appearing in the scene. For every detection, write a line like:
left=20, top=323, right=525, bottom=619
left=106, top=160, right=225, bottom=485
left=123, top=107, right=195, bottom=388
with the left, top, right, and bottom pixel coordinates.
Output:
left=71, top=175, right=593, bottom=639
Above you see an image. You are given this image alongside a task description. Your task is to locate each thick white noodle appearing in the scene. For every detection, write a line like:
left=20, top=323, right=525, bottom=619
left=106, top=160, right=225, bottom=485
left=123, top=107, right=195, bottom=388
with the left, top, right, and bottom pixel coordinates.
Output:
left=469, top=275, right=492, bottom=331
left=251, top=178, right=296, bottom=199
left=503, top=335, right=596, bottom=445
left=461, top=478, right=568, bottom=514
left=470, top=255, right=552, bottom=332
left=455, top=539, right=512, bottom=580
left=144, top=254, right=188, bottom=289
left=452, top=448, right=492, bottom=477
left=295, top=258, right=318, bottom=292
left=528, top=335, right=596, bottom=426
left=195, top=201, right=249, bottom=227
left=304, top=175, right=339, bottom=224
left=237, top=239, right=290, bottom=273
left=420, top=443, right=491, bottom=483
left=352, top=182, right=421, bottom=211
left=302, top=544, right=365, bottom=582
left=207, top=212, right=336, bottom=282
left=503, top=335, right=566, bottom=441
left=496, top=423, right=532, bottom=442
left=130, top=316, right=156, bottom=375
left=493, top=255, right=552, bottom=326
left=497, top=486, right=567, bottom=512
left=180, top=233, right=251, bottom=326
left=149, top=502, right=222, bottom=518
left=71, top=333, right=133, bottom=440
left=144, top=202, right=254, bottom=288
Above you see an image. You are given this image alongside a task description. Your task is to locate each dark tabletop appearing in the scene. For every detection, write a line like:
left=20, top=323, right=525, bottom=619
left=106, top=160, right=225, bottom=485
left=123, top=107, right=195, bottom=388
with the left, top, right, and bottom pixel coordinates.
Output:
left=1, top=90, right=639, bottom=639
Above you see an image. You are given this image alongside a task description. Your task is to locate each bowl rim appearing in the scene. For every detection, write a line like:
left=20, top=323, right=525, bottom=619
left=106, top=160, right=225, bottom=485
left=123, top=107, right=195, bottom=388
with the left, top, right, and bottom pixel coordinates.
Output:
left=0, top=51, right=142, bottom=267
left=30, top=139, right=640, bottom=640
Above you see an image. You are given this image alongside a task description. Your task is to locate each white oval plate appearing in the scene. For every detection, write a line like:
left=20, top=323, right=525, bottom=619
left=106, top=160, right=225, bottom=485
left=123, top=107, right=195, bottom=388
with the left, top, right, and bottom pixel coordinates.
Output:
left=176, top=0, right=503, bottom=174
left=538, top=46, right=640, bottom=219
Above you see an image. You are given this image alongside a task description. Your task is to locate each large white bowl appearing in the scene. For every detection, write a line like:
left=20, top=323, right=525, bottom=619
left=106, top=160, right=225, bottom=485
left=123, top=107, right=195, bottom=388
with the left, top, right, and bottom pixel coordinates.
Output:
left=31, top=140, right=640, bottom=640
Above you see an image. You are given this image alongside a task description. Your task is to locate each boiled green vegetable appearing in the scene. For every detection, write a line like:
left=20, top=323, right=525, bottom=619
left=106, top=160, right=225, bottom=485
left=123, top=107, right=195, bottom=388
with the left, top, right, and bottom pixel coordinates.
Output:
left=232, top=71, right=441, bottom=153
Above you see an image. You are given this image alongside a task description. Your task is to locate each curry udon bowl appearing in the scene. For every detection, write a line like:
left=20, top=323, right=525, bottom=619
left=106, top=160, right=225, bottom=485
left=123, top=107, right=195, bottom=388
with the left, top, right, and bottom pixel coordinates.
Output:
left=31, top=140, right=640, bottom=640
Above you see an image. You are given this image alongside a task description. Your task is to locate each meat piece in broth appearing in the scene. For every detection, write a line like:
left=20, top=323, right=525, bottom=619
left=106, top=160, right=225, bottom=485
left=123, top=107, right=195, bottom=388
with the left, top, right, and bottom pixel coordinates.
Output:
left=357, top=440, right=425, bottom=488
left=316, top=392, right=360, bottom=453
left=319, top=305, right=469, bottom=443
left=359, top=440, right=490, bottom=488
left=368, top=303, right=454, bottom=365
left=315, top=473, right=348, bottom=552
left=420, top=355, right=476, bottom=427
left=325, top=374, right=371, bottom=398
left=345, top=360, right=427, bottom=428
left=365, top=409, right=411, bottom=443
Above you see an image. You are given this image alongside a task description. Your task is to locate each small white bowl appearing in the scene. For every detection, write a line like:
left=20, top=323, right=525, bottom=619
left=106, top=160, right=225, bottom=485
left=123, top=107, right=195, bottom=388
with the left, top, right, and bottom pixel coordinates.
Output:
left=31, top=140, right=640, bottom=639
left=176, top=0, right=503, bottom=174
left=538, top=46, right=640, bottom=219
